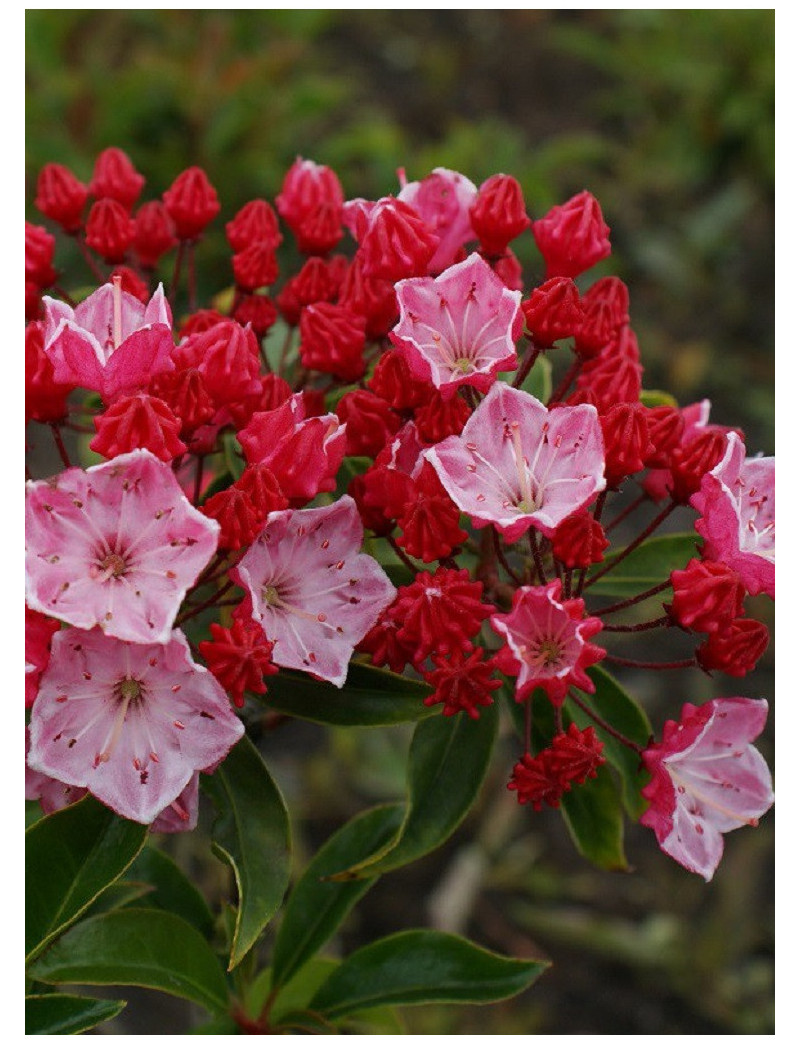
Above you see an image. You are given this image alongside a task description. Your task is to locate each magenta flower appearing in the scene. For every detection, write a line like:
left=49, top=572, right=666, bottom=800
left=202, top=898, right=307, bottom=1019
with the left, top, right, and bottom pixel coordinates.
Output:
left=26, top=628, right=244, bottom=825
left=640, top=698, right=774, bottom=881
left=491, top=581, right=605, bottom=706
left=391, top=253, right=522, bottom=397
left=43, top=280, right=174, bottom=402
left=397, top=166, right=478, bottom=273
left=691, top=431, right=775, bottom=598
left=26, top=450, right=219, bottom=644
left=427, top=382, right=606, bottom=541
left=233, top=497, right=396, bottom=687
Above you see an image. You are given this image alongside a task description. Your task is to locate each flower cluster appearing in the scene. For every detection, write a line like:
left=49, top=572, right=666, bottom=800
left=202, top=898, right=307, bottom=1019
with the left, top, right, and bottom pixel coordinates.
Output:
left=26, top=150, right=773, bottom=881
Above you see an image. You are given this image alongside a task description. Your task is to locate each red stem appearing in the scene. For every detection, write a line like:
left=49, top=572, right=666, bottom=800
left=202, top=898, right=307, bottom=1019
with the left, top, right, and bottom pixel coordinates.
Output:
left=583, top=501, right=677, bottom=589
left=567, top=690, right=644, bottom=753
left=50, top=423, right=71, bottom=468
left=601, top=615, right=671, bottom=633
left=591, top=579, right=673, bottom=617
left=604, top=653, right=697, bottom=670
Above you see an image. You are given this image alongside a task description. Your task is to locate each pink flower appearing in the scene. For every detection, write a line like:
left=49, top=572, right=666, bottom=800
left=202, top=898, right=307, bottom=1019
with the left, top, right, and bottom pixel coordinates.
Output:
left=641, top=698, right=774, bottom=881
left=43, top=280, right=174, bottom=403
left=233, top=497, right=395, bottom=687
left=26, top=628, right=244, bottom=825
left=26, top=450, right=219, bottom=644
left=397, top=166, right=478, bottom=273
left=691, top=431, right=775, bottom=598
left=391, top=254, right=522, bottom=398
left=426, top=382, right=606, bottom=541
left=491, top=581, right=605, bottom=706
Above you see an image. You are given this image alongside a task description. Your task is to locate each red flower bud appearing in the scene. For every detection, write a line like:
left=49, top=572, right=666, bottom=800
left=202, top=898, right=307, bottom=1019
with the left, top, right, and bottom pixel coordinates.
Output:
left=163, top=166, right=221, bottom=240
left=294, top=201, right=343, bottom=255
left=643, top=406, right=685, bottom=468
left=232, top=242, right=279, bottom=291
left=423, top=646, right=502, bottom=719
left=368, top=349, right=433, bottom=411
left=414, top=391, right=471, bottom=444
left=574, top=276, right=630, bottom=359
left=178, top=309, right=226, bottom=339
left=233, top=293, right=278, bottom=338
left=335, top=389, right=402, bottom=457
left=396, top=462, right=468, bottom=563
left=521, top=276, right=583, bottom=345
left=234, top=463, right=288, bottom=517
left=225, top=199, right=281, bottom=252
left=85, top=198, right=136, bottom=263
left=150, top=367, right=216, bottom=436
left=670, top=428, right=730, bottom=503
left=109, top=265, right=149, bottom=303
left=489, top=248, right=524, bottom=291
left=133, top=201, right=177, bottom=268
left=276, top=256, right=335, bottom=326
left=359, top=199, right=438, bottom=282
left=551, top=510, right=609, bottom=570
left=337, top=254, right=398, bottom=338
left=35, top=163, right=88, bottom=232
left=470, top=174, right=529, bottom=256
left=696, top=617, right=770, bottom=677
left=601, top=402, right=652, bottom=486
left=670, top=559, right=745, bottom=634
left=195, top=321, right=262, bottom=408
left=26, top=322, right=72, bottom=424
left=90, top=393, right=186, bottom=461
left=276, top=158, right=344, bottom=239
left=532, top=190, right=611, bottom=279
left=199, top=618, right=277, bottom=708
left=299, top=302, right=367, bottom=382
left=25, top=222, right=57, bottom=288
left=200, top=486, right=262, bottom=550
left=89, top=147, right=145, bottom=210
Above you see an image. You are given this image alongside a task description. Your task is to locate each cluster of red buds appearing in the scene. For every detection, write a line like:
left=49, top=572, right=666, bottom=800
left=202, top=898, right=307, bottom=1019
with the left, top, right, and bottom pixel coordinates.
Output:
left=26, top=150, right=774, bottom=879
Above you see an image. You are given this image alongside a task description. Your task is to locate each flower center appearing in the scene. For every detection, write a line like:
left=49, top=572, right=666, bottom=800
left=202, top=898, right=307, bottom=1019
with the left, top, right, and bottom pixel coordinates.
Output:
left=452, top=357, right=474, bottom=375
left=116, top=677, right=143, bottom=701
left=524, top=637, right=564, bottom=671
left=99, top=552, right=128, bottom=579
left=263, top=584, right=281, bottom=607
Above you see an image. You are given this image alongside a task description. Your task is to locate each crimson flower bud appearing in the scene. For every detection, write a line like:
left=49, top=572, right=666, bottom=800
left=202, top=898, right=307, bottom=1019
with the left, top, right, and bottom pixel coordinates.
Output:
left=90, top=393, right=186, bottom=461
left=276, top=158, right=344, bottom=240
left=196, top=321, right=262, bottom=407
left=423, top=646, right=502, bottom=719
left=26, top=322, right=71, bottom=424
left=25, top=281, right=42, bottom=322
left=532, top=190, right=611, bottom=279
left=414, top=391, right=471, bottom=444
left=368, top=348, right=433, bottom=411
left=337, top=254, right=398, bottom=338
left=85, top=198, right=136, bottom=263
left=521, top=277, right=583, bottom=345
left=336, top=389, right=402, bottom=458
left=150, top=367, right=216, bottom=436
left=232, top=242, right=279, bottom=291
left=163, top=166, right=221, bottom=240
left=199, top=619, right=277, bottom=708
left=670, top=559, right=745, bottom=634
left=643, top=406, right=685, bottom=468
left=277, top=257, right=335, bottom=326
left=670, top=428, right=730, bottom=503
left=235, top=463, right=288, bottom=517
left=294, top=202, right=343, bottom=255
left=201, top=486, right=263, bottom=550
left=35, top=163, right=88, bottom=232
left=489, top=248, right=524, bottom=291
left=574, top=276, right=630, bottom=359
left=396, top=462, right=468, bottom=563
left=470, top=174, right=529, bottom=256
left=89, top=147, right=145, bottom=210
left=179, top=309, right=226, bottom=339
left=551, top=511, right=609, bottom=570
left=299, top=302, right=367, bottom=382
left=133, top=201, right=177, bottom=268
left=357, top=606, right=413, bottom=673
left=109, top=265, right=149, bottom=303
left=349, top=474, right=396, bottom=537
left=25, top=222, right=57, bottom=288
left=601, top=402, right=652, bottom=486
left=696, top=617, right=770, bottom=677
left=233, top=294, right=278, bottom=338
left=225, top=199, right=281, bottom=252
left=359, top=199, right=438, bottom=282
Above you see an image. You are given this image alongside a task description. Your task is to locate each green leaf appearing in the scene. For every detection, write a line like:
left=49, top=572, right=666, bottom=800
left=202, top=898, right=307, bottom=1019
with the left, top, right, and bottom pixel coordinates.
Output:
left=26, top=797, right=148, bottom=963
left=85, top=880, right=153, bottom=916
left=246, top=958, right=338, bottom=1022
left=640, top=388, right=679, bottom=409
left=223, top=431, right=246, bottom=481
left=28, top=909, right=230, bottom=1012
left=586, top=533, right=701, bottom=598
left=124, top=844, right=215, bottom=937
left=565, top=667, right=652, bottom=819
left=25, top=994, right=126, bottom=1035
left=309, top=930, right=548, bottom=1018
left=560, top=765, right=628, bottom=871
left=272, top=803, right=405, bottom=988
left=263, top=663, right=438, bottom=727
left=201, top=735, right=292, bottom=969
left=500, top=354, right=552, bottom=402
left=329, top=702, right=499, bottom=879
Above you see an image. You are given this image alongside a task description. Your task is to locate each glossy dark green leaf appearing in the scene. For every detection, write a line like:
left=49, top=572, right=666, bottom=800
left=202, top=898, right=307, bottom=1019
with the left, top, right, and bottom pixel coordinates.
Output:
left=566, top=667, right=652, bottom=818
left=560, top=765, right=628, bottom=871
left=329, top=702, right=499, bottom=880
left=125, top=844, right=215, bottom=937
left=263, top=662, right=438, bottom=727
left=272, top=804, right=405, bottom=988
left=586, top=533, right=701, bottom=598
left=201, top=735, right=291, bottom=969
left=25, top=994, right=126, bottom=1035
left=86, top=879, right=153, bottom=916
left=26, top=797, right=148, bottom=963
left=309, top=930, right=548, bottom=1018
left=28, top=909, right=229, bottom=1012
left=246, top=958, right=338, bottom=1022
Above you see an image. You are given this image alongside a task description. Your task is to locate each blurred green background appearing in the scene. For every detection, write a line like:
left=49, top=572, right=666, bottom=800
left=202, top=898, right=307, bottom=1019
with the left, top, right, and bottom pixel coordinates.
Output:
left=26, top=9, right=774, bottom=1034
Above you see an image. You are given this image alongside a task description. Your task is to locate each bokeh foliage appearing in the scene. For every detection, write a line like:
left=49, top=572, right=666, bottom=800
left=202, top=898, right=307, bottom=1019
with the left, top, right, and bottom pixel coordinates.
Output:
left=25, top=10, right=774, bottom=1034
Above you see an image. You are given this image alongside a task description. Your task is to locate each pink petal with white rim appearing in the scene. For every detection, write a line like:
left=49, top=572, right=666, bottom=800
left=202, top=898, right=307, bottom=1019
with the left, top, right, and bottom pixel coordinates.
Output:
left=427, top=381, right=606, bottom=541
left=234, top=496, right=395, bottom=687
left=27, top=628, right=244, bottom=825
left=397, top=167, right=477, bottom=273
left=391, top=253, right=521, bottom=397
left=26, top=449, right=219, bottom=643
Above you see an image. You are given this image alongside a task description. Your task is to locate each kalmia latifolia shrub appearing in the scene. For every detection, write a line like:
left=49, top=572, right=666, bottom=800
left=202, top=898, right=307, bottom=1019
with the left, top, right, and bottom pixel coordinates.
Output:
left=25, top=150, right=774, bottom=1034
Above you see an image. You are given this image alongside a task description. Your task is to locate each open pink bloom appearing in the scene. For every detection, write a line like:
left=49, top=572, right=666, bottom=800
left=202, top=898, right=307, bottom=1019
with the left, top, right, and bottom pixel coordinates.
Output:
left=427, top=382, right=606, bottom=541
left=640, top=698, right=774, bottom=881
left=26, top=450, right=219, bottom=643
left=237, top=394, right=347, bottom=505
left=491, top=581, right=605, bottom=706
left=43, top=281, right=174, bottom=402
left=27, top=628, right=244, bottom=825
left=391, top=253, right=522, bottom=398
left=691, top=431, right=775, bottom=598
left=397, top=167, right=478, bottom=273
left=233, top=497, right=395, bottom=687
